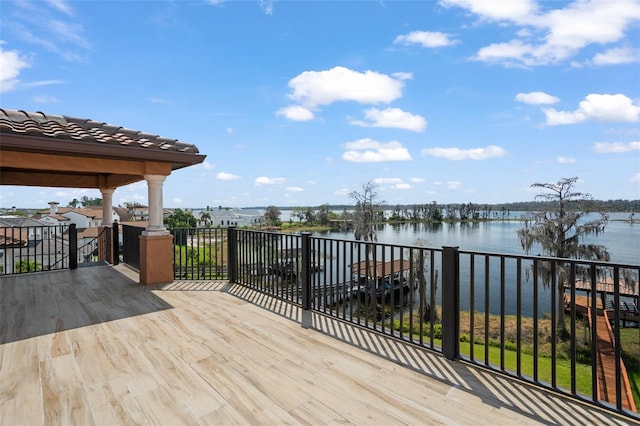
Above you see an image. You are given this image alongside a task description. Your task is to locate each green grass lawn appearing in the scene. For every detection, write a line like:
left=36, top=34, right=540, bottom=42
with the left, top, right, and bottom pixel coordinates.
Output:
left=423, top=336, right=594, bottom=396
left=389, top=313, right=640, bottom=403
left=620, top=327, right=640, bottom=408
left=458, top=340, right=594, bottom=396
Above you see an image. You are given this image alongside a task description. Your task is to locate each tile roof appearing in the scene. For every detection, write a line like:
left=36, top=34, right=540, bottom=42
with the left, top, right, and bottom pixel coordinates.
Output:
left=42, top=214, right=70, bottom=221
left=0, top=108, right=200, bottom=154
left=0, top=227, right=28, bottom=248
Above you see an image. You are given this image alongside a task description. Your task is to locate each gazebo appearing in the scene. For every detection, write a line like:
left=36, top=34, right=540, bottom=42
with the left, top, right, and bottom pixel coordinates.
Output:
left=0, top=108, right=206, bottom=285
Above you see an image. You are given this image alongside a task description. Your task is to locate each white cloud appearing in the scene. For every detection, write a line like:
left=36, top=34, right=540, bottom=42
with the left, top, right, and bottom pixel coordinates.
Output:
left=334, top=187, right=351, bottom=196
left=442, top=0, right=640, bottom=67
left=440, top=0, right=538, bottom=22
left=632, top=173, right=640, bottom=183
left=172, top=197, right=183, bottom=204
left=447, top=181, right=462, bottom=189
left=276, top=105, right=314, bottom=121
left=255, top=176, right=285, bottom=185
left=285, top=186, right=303, bottom=192
left=592, top=46, right=640, bottom=65
left=149, top=97, right=171, bottom=104
left=544, top=94, right=640, bottom=125
left=594, top=141, right=640, bottom=153
left=226, top=127, right=234, bottom=134
left=23, top=79, right=64, bottom=88
left=373, top=178, right=403, bottom=184
left=373, top=178, right=411, bottom=190
left=421, top=145, right=507, bottom=160
left=343, top=139, right=412, bottom=163
left=411, top=177, right=426, bottom=183
left=217, top=171, right=240, bottom=180
left=394, top=31, right=458, bottom=48
left=392, top=72, right=413, bottom=81
left=200, top=161, right=215, bottom=170
left=515, top=91, right=559, bottom=105
left=286, top=66, right=405, bottom=108
left=349, top=107, right=427, bottom=132
left=259, top=0, right=273, bottom=15
left=8, top=2, right=90, bottom=62
left=34, top=95, right=59, bottom=103
left=0, top=44, right=29, bottom=92
left=47, top=0, right=74, bottom=16
left=557, top=156, right=576, bottom=163
left=473, top=40, right=536, bottom=67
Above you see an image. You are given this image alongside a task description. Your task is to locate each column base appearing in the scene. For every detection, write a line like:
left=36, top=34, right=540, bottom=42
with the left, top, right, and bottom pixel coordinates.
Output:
left=139, top=233, right=174, bottom=286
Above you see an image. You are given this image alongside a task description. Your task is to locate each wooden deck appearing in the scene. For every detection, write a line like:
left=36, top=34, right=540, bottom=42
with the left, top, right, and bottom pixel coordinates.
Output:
left=0, top=265, right=635, bottom=425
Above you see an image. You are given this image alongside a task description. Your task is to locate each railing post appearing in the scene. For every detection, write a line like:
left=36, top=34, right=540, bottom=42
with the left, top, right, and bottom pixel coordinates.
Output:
left=301, top=232, right=312, bottom=310
left=442, top=246, right=459, bottom=360
left=69, top=224, right=78, bottom=270
left=105, top=224, right=112, bottom=263
left=112, top=221, right=119, bottom=265
left=227, top=227, right=238, bottom=282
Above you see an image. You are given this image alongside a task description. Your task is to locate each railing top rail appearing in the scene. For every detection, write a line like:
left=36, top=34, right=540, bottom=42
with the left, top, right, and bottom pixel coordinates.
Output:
left=236, top=228, right=639, bottom=269
left=457, top=248, right=640, bottom=269
left=236, top=228, right=445, bottom=253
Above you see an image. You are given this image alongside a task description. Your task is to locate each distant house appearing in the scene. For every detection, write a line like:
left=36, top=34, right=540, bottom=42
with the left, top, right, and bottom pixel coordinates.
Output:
left=193, top=207, right=263, bottom=228
left=0, top=216, right=67, bottom=274
left=128, top=205, right=149, bottom=221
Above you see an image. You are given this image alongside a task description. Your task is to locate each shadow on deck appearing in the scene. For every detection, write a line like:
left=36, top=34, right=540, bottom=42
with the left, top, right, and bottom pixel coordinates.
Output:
left=0, top=265, right=172, bottom=345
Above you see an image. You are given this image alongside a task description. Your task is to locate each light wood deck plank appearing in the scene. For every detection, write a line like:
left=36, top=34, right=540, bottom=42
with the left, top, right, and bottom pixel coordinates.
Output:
left=0, top=265, right=636, bottom=425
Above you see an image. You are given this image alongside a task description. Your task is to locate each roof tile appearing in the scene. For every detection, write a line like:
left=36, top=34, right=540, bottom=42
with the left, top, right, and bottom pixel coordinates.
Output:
left=0, top=108, right=200, bottom=154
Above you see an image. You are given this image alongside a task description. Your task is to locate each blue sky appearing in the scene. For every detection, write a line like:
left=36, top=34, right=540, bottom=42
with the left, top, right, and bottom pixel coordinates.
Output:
left=1, top=0, right=639, bottom=209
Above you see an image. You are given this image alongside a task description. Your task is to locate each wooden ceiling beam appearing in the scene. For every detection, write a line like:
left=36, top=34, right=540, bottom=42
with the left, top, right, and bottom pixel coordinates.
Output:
left=0, top=151, right=172, bottom=177
left=0, top=170, right=144, bottom=189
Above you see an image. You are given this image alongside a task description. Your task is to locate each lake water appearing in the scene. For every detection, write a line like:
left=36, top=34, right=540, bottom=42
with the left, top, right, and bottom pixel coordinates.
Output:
left=307, top=212, right=638, bottom=316
left=311, top=212, right=638, bottom=264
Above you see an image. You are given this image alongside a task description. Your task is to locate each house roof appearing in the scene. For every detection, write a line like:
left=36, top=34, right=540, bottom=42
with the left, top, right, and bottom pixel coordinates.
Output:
left=37, top=207, right=102, bottom=219
left=0, top=108, right=206, bottom=189
left=0, top=227, right=28, bottom=247
left=0, top=217, right=46, bottom=227
left=41, top=214, right=70, bottom=221
left=77, top=227, right=100, bottom=239
left=0, top=109, right=199, bottom=154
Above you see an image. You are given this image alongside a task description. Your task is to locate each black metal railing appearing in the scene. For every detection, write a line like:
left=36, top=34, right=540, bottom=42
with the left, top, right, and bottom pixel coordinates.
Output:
left=122, top=224, right=144, bottom=270
left=172, top=227, right=227, bottom=279
left=0, top=224, right=78, bottom=274
left=77, top=226, right=108, bottom=264
left=172, top=227, right=639, bottom=419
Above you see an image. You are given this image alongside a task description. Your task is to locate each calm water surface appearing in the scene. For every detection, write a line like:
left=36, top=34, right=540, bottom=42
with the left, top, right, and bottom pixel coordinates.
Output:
left=314, top=213, right=638, bottom=264
left=309, top=213, right=638, bottom=316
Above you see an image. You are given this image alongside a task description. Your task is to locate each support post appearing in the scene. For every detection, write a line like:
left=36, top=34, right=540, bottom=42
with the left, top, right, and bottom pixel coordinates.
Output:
left=112, top=220, right=119, bottom=265
left=301, top=232, right=312, bottom=310
left=138, top=174, right=173, bottom=286
left=442, top=246, right=459, bottom=360
left=100, top=188, right=115, bottom=226
left=69, top=224, right=78, bottom=270
left=227, top=227, right=237, bottom=282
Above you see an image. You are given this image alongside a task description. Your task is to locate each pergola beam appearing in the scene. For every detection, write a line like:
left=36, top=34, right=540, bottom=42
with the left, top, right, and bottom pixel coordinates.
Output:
left=0, top=170, right=142, bottom=188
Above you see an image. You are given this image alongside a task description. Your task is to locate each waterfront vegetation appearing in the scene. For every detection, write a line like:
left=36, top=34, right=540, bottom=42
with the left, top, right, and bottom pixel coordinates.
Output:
left=172, top=229, right=227, bottom=279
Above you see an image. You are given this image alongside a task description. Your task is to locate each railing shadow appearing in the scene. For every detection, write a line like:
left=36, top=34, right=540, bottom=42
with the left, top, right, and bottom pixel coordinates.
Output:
left=0, top=265, right=173, bottom=344
left=216, top=281, right=635, bottom=426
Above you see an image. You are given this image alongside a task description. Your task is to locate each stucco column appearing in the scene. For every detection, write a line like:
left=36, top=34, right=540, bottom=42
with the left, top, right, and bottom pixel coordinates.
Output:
left=139, top=174, right=173, bottom=286
left=100, top=188, right=114, bottom=226
left=143, top=174, right=169, bottom=235
left=98, top=188, right=115, bottom=263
